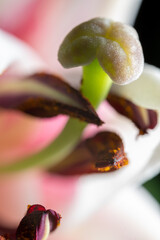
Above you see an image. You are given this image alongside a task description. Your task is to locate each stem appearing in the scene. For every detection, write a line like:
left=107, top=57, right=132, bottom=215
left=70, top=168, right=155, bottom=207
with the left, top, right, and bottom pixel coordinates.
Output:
left=0, top=59, right=112, bottom=174
left=82, top=59, right=112, bottom=108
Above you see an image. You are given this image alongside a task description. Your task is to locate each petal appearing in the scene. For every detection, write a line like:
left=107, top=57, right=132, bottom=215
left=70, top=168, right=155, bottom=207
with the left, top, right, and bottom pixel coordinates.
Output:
left=55, top=187, right=160, bottom=240
left=0, top=30, right=67, bottom=163
left=0, top=170, right=43, bottom=226
left=0, top=113, right=67, bottom=164
left=111, top=64, right=160, bottom=110
left=0, top=0, right=44, bottom=40
left=135, top=143, right=160, bottom=184
left=0, top=29, right=46, bottom=76
left=0, top=73, right=102, bottom=125
left=0, top=101, right=159, bottom=235
left=0, top=170, right=77, bottom=228
left=107, top=93, right=158, bottom=135
left=51, top=131, right=128, bottom=175
left=59, top=102, right=160, bottom=226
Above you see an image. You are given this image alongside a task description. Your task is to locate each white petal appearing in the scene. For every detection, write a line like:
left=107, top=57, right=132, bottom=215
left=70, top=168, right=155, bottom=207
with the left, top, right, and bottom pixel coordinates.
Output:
left=136, top=143, right=160, bottom=184
left=111, top=64, right=160, bottom=110
left=58, top=102, right=160, bottom=227
left=53, top=187, right=160, bottom=240
left=0, top=30, right=47, bottom=75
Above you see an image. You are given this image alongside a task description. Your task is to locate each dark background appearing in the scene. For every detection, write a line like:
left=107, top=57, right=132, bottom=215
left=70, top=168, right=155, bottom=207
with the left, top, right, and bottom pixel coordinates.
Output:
left=134, top=0, right=160, bottom=202
left=134, top=0, right=159, bottom=68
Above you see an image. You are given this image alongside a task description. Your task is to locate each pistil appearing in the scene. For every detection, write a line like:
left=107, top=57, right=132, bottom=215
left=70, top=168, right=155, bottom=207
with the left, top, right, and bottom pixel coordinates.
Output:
left=0, top=18, right=144, bottom=173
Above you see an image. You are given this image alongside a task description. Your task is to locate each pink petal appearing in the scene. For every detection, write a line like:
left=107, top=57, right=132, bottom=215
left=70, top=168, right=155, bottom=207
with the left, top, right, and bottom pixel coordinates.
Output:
left=40, top=173, right=78, bottom=214
left=0, top=112, right=67, bottom=164
left=0, top=29, right=67, bottom=164
left=0, top=170, right=42, bottom=227
left=0, top=170, right=78, bottom=229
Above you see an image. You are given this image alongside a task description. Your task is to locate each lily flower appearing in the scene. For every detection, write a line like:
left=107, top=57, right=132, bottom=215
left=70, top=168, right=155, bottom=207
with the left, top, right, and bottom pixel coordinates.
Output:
left=0, top=1, right=160, bottom=240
